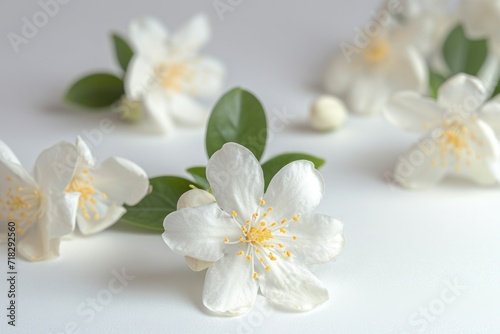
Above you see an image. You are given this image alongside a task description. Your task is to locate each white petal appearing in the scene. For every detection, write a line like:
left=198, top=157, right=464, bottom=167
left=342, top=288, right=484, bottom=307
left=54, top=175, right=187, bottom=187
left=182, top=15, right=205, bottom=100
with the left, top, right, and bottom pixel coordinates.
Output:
left=477, top=53, right=500, bottom=93
left=386, top=46, right=428, bottom=94
left=186, top=56, right=225, bottom=99
left=438, top=74, right=488, bottom=112
left=264, top=161, right=324, bottom=223
left=163, top=203, right=239, bottom=262
left=346, top=74, right=391, bottom=115
left=259, top=259, right=329, bottom=311
left=203, top=253, right=258, bottom=315
left=33, top=141, right=78, bottom=192
left=185, top=257, right=212, bottom=271
left=324, top=52, right=353, bottom=96
left=480, top=95, right=500, bottom=134
left=92, top=157, right=149, bottom=206
left=384, top=91, right=443, bottom=132
left=169, top=93, right=208, bottom=126
left=75, top=137, right=95, bottom=167
left=45, top=191, right=80, bottom=239
left=206, top=143, right=264, bottom=220
left=77, top=203, right=126, bottom=235
left=143, top=88, right=175, bottom=135
left=171, top=14, right=210, bottom=54
left=282, top=214, right=344, bottom=265
left=0, top=140, right=21, bottom=164
left=124, top=56, right=158, bottom=99
left=129, top=16, right=170, bottom=61
left=393, top=135, right=448, bottom=189
left=18, top=222, right=60, bottom=262
left=0, top=153, right=36, bottom=190
left=461, top=0, right=500, bottom=39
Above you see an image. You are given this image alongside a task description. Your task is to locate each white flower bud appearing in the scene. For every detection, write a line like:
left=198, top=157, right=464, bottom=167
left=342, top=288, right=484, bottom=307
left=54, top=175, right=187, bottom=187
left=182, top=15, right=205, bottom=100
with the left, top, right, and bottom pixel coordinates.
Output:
left=177, top=188, right=216, bottom=272
left=310, top=95, right=348, bottom=131
left=177, top=189, right=215, bottom=210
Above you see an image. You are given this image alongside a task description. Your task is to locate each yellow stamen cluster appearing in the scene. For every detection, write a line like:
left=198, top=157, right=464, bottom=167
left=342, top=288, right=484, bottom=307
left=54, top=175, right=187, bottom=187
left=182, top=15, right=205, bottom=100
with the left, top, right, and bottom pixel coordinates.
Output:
left=156, top=61, right=197, bottom=95
left=225, top=202, right=301, bottom=280
left=364, top=39, right=390, bottom=64
left=66, top=169, right=108, bottom=221
left=0, top=177, right=41, bottom=235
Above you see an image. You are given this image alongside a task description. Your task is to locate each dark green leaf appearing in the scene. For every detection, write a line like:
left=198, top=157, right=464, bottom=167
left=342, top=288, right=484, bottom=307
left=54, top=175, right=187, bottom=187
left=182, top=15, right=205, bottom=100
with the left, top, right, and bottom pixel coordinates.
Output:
left=206, top=87, right=267, bottom=160
left=65, top=73, right=124, bottom=109
left=261, top=153, right=326, bottom=189
left=120, top=176, right=198, bottom=232
left=186, top=166, right=210, bottom=190
left=443, top=25, right=488, bottom=76
left=112, top=34, right=134, bottom=72
left=429, top=70, right=447, bottom=99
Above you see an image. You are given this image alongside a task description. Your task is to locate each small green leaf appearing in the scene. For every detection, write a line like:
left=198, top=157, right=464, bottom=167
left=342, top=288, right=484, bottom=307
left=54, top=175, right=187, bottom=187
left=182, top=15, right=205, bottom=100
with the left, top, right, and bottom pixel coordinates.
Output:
left=186, top=167, right=210, bottom=190
left=120, top=176, right=198, bottom=232
left=429, top=70, right=447, bottom=99
left=65, top=73, right=124, bottom=109
left=261, top=153, right=326, bottom=189
left=206, top=88, right=267, bottom=161
left=443, top=25, right=488, bottom=76
left=112, top=34, right=134, bottom=72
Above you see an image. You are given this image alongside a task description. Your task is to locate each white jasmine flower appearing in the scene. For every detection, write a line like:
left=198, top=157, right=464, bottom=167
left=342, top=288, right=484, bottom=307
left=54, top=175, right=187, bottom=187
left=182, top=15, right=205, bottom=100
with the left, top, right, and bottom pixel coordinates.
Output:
left=177, top=189, right=216, bottom=271
left=0, top=140, right=80, bottom=261
left=385, top=74, right=500, bottom=188
left=325, top=26, right=427, bottom=115
left=461, top=0, right=500, bottom=55
left=163, top=143, right=344, bottom=315
left=125, top=14, right=225, bottom=134
left=67, top=137, right=149, bottom=235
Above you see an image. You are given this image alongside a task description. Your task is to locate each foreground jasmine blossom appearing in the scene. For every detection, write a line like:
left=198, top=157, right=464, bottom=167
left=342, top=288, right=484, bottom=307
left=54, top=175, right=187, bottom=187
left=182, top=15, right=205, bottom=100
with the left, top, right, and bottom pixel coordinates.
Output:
left=67, top=137, right=149, bottom=235
left=125, top=14, right=225, bottom=134
left=385, top=74, right=500, bottom=188
left=325, top=25, right=427, bottom=115
left=163, top=143, right=344, bottom=315
left=0, top=140, right=79, bottom=261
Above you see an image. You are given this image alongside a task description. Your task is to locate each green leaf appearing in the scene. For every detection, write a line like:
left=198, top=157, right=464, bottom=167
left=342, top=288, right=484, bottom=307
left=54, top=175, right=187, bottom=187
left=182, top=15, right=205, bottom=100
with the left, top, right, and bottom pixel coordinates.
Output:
left=261, top=153, right=326, bottom=189
left=112, top=34, right=134, bottom=72
left=429, top=70, right=447, bottom=99
left=65, top=73, right=124, bottom=109
left=206, top=87, right=267, bottom=160
left=443, top=25, right=488, bottom=76
left=120, top=176, right=197, bottom=232
left=186, top=167, right=210, bottom=190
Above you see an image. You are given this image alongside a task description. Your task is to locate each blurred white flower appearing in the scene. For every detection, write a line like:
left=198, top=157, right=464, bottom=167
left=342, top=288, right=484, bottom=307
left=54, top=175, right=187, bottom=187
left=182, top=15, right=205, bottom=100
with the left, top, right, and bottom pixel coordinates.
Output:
left=125, top=14, right=225, bottom=134
left=325, top=26, right=427, bottom=115
left=163, top=143, right=344, bottom=315
left=0, top=140, right=79, bottom=261
left=67, top=137, right=149, bottom=235
left=461, top=0, right=500, bottom=56
left=385, top=74, right=500, bottom=188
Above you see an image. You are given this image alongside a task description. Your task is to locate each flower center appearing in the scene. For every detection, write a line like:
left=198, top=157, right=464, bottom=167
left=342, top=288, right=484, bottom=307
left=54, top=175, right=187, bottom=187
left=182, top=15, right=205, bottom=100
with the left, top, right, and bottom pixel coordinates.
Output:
left=364, top=39, right=390, bottom=64
left=432, top=120, right=484, bottom=173
left=66, top=169, right=108, bottom=221
left=224, top=200, right=300, bottom=280
left=155, top=62, right=196, bottom=94
left=0, top=176, right=41, bottom=235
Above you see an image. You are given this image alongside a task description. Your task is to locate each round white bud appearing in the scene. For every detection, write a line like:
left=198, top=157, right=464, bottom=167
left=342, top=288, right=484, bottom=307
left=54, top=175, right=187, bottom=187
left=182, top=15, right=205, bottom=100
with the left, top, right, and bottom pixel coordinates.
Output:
left=310, top=95, right=348, bottom=132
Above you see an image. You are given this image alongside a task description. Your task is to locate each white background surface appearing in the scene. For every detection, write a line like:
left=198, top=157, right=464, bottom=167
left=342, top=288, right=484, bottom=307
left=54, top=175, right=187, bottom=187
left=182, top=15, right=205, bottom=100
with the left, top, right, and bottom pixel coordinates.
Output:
left=1, top=0, right=500, bottom=333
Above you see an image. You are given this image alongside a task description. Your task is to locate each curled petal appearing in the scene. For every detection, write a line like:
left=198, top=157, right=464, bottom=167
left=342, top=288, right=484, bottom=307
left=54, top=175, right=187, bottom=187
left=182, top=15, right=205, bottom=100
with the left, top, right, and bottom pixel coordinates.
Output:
left=437, top=74, right=488, bottom=113
left=129, top=16, right=170, bottom=61
left=171, top=13, right=210, bottom=54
